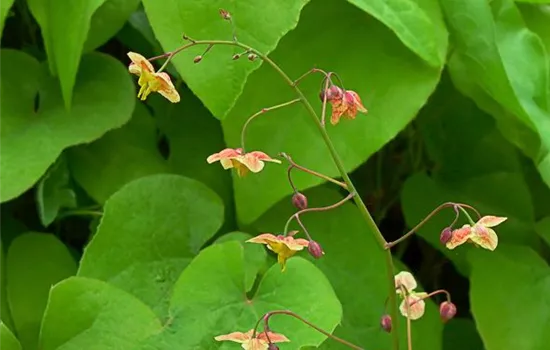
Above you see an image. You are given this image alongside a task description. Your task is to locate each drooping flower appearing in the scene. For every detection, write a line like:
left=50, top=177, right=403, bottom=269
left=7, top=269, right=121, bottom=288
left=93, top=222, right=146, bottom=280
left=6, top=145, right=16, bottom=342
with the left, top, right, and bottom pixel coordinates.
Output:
left=329, top=90, right=367, bottom=125
left=206, top=148, right=281, bottom=177
left=214, top=329, right=290, bottom=350
left=394, top=271, right=427, bottom=320
left=446, top=215, right=507, bottom=251
left=127, top=52, right=180, bottom=103
left=247, top=233, right=309, bottom=271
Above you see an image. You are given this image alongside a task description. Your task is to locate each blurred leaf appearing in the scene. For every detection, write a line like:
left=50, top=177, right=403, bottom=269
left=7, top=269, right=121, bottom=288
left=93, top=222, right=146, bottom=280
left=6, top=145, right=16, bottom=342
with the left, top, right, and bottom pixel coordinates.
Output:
left=348, top=0, right=447, bottom=66
left=27, top=0, right=106, bottom=108
left=401, top=172, right=537, bottom=275
left=0, top=241, right=13, bottom=331
left=78, top=174, right=224, bottom=317
left=0, top=0, right=14, bottom=35
left=223, top=0, right=444, bottom=224
left=68, top=103, right=169, bottom=203
left=213, top=231, right=267, bottom=291
left=36, top=156, right=77, bottom=226
left=535, top=216, right=550, bottom=246
left=84, top=0, right=141, bottom=51
left=0, top=322, right=21, bottom=350
left=469, top=245, right=550, bottom=350
left=255, top=186, right=443, bottom=349
left=7, top=233, right=77, bottom=350
left=443, top=318, right=484, bottom=350
left=0, top=50, right=134, bottom=203
left=39, top=277, right=162, bottom=350
left=442, top=0, right=550, bottom=187
left=140, top=241, right=342, bottom=349
left=142, top=0, right=310, bottom=119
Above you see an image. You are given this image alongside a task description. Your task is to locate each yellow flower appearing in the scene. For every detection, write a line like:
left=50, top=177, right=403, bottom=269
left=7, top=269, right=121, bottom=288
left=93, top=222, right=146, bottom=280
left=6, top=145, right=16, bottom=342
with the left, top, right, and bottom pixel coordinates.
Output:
left=247, top=233, right=309, bottom=271
left=394, top=271, right=427, bottom=320
left=206, top=148, right=281, bottom=177
left=214, top=329, right=290, bottom=350
left=127, top=52, right=180, bottom=103
left=446, top=215, right=507, bottom=251
left=330, top=90, right=367, bottom=125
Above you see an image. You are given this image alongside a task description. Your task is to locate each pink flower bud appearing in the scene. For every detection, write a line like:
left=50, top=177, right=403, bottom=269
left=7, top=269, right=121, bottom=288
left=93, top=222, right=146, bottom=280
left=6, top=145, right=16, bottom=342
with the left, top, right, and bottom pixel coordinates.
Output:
left=440, top=227, right=452, bottom=245
left=308, top=240, right=324, bottom=259
left=193, top=55, right=202, bottom=63
left=219, top=9, right=231, bottom=20
left=291, top=192, right=308, bottom=210
left=268, top=344, right=279, bottom=350
left=248, top=53, right=258, bottom=61
left=380, top=314, right=392, bottom=333
left=439, top=301, right=457, bottom=322
left=319, top=85, right=343, bottom=102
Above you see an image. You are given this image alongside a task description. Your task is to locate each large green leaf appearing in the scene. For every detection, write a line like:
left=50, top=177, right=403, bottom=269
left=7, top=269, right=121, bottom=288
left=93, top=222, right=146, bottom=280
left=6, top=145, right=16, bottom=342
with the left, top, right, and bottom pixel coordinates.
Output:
left=0, top=241, right=13, bottom=331
left=0, top=322, right=21, bottom=350
left=0, top=0, right=14, bottom=36
left=39, top=277, right=162, bottom=350
left=255, top=186, right=443, bottom=349
left=535, top=216, right=550, bottom=246
left=27, top=0, right=107, bottom=108
left=222, top=0, right=443, bottom=224
left=442, top=0, right=550, bottom=187
left=140, top=241, right=342, bottom=349
left=0, top=50, right=134, bottom=203
left=401, top=172, right=536, bottom=275
left=348, top=0, right=447, bottom=67
left=84, top=0, right=141, bottom=52
left=142, top=0, right=310, bottom=118
left=469, top=246, right=550, bottom=350
left=443, top=318, right=484, bottom=350
left=68, top=103, right=169, bottom=203
left=78, top=174, right=224, bottom=317
left=7, top=233, right=76, bottom=350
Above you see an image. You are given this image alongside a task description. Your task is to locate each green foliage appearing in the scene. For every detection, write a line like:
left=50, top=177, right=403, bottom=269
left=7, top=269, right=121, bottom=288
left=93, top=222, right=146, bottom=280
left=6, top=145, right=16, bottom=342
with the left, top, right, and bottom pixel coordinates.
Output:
left=1, top=322, right=21, bottom=350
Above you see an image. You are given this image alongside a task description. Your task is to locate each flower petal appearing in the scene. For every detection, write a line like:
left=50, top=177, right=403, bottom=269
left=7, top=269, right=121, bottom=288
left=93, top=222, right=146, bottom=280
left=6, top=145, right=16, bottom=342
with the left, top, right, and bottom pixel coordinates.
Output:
left=347, top=90, right=367, bottom=113
left=282, top=236, right=309, bottom=251
left=246, top=233, right=279, bottom=245
left=445, top=225, right=472, bottom=250
left=214, top=330, right=252, bottom=343
left=207, top=148, right=243, bottom=164
left=155, top=72, right=181, bottom=103
left=240, top=153, right=265, bottom=173
left=470, top=225, right=498, bottom=251
left=127, top=52, right=154, bottom=73
left=394, top=271, right=417, bottom=294
left=257, top=331, right=290, bottom=343
left=399, top=295, right=425, bottom=320
left=242, top=338, right=268, bottom=350
left=246, top=151, right=282, bottom=164
left=477, top=215, right=507, bottom=228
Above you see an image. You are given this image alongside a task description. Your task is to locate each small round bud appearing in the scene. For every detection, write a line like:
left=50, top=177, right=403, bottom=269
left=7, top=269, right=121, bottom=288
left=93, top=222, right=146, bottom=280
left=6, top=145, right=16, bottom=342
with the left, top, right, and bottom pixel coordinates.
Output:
left=219, top=9, right=231, bottom=20
left=380, top=314, right=392, bottom=333
left=247, top=53, right=258, bottom=61
left=193, top=55, right=202, bottom=63
left=440, top=227, right=452, bottom=245
left=291, top=192, right=308, bottom=210
left=439, top=301, right=457, bottom=323
left=267, top=344, right=279, bottom=350
left=319, top=85, right=344, bottom=102
left=232, top=54, right=241, bottom=60
left=308, top=240, right=324, bottom=259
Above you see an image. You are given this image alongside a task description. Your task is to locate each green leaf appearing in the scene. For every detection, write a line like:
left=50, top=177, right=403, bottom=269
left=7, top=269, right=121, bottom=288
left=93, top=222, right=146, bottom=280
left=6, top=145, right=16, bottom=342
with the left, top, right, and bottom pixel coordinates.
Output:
left=78, top=174, right=224, bottom=317
left=348, top=0, right=447, bottom=67
left=68, top=103, right=170, bottom=203
left=469, top=246, right=550, bottom=350
left=442, top=0, right=550, bottom=187
left=39, top=277, right=162, bottom=350
left=535, top=216, right=550, bottom=246
left=36, top=155, right=77, bottom=226
left=0, top=50, right=134, bottom=203
left=140, top=241, right=342, bottom=349
left=443, top=318, right=484, bottom=350
left=401, top=172, right=536, bottom=275
left=214, top=231, right=268, bottom=292
left=0, top=322, right=21, bottom=350
left=142, top=0, right=310, bottom=118
left=222, top=0, right=443, bottom=224
left=0, top=241, right=14, bottom=331
left=7, top=233, right=77, bottom=350
left=84, top=0, right=141, bottom=52
left=518, top=3, right=550, bottom=63
left=254, top=186, right=443, bottom=349
left=27, top=0, right=107, bottom=108
left=0, top=0, right=14, bottom=36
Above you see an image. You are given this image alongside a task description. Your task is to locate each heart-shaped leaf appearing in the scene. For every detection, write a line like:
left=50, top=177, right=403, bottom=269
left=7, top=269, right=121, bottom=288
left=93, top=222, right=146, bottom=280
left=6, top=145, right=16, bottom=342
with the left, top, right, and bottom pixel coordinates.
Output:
left=78, top=174, right=224, bottom=317
left=0, top=49, right=134, bottom=203
left=142, top=0, right=310, bottom=118
left=39, top=277, right=162, bottom=350
left=7, top=233, right=76, bottom=350
left=221, top=0, right=444, bottom=224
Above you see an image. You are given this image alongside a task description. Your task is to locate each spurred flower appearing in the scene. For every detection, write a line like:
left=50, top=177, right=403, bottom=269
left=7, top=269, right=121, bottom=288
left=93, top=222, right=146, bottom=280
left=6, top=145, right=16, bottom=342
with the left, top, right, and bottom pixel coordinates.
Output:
left=247, top=233, right=309, bottom=271
left=446, top=216, right=507, bottom=251
left=127, top=52, right=180, bottom=103
left=206, top=148, right=281, bottom=177
left=394, top=271, right=427, bottom=320
left=214, top=329, right=289, bottom=350
left=330, top=90, right=367, bottom=125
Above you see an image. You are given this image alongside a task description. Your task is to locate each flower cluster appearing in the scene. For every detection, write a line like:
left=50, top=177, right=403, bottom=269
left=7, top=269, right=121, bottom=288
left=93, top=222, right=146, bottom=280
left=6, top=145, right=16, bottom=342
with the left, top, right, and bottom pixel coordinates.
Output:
left=444, top=215, right=507, bottom=251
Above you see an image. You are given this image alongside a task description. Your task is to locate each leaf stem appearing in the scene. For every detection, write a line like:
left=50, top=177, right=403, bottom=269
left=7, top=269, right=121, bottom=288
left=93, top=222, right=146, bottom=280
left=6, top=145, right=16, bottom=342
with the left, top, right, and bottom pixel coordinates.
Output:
left=281, top=152, right=348, bottom=189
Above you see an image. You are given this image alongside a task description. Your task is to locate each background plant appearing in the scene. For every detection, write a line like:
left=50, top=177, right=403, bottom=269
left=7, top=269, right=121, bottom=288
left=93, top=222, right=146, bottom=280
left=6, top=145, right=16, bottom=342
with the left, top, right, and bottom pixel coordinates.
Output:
left=1, top=1, right=550, bottom=350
